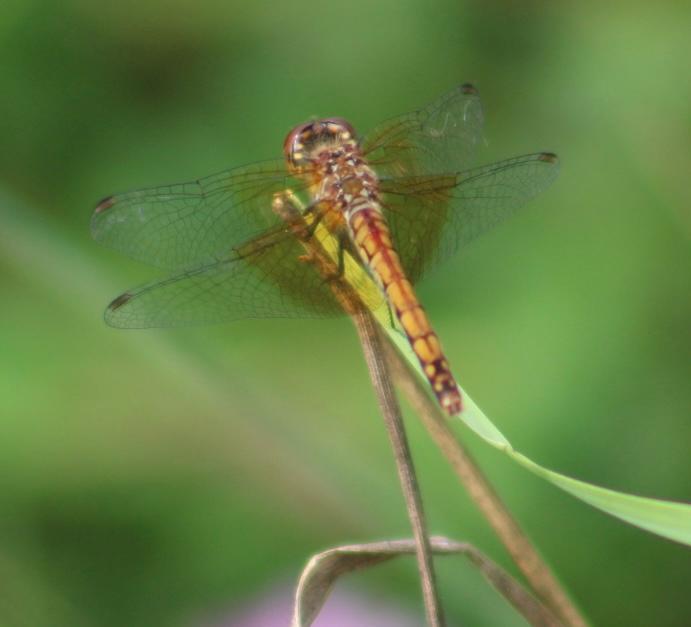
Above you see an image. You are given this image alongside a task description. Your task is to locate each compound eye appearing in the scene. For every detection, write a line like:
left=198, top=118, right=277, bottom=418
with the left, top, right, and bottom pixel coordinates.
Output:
left=322, top=117, right=356, bottom=142
left=283, top=122, right=314, bottom=171
left=284, top=123, right=308, bottom=159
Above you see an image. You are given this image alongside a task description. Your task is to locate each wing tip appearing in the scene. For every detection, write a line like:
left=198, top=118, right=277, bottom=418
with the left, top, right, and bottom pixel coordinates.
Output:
left=104, top=292, right=134, bottom=328
left=94, top=195, right=115, bottom=214
left=538, top=152, right=559, bottom=165
left=104, top=292, right=142, bottom=329
left=108, top=292, right=133, bottom=311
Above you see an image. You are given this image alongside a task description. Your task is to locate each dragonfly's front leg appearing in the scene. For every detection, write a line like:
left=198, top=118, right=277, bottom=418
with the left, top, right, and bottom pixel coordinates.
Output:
left=272, top=189, right=310, bottom=241
left=272, top=191, right=348, bottom=282
left=272, top=190, right=329, bottom=242
left=272, top=190, right=327, bottom=269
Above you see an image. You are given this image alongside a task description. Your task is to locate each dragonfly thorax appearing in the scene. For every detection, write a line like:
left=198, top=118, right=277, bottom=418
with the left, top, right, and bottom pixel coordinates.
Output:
left=284, top=117, right=358, bottom=175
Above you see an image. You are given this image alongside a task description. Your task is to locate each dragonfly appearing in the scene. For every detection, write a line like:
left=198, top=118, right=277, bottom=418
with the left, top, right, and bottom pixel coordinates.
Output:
left=92, top=83, right=559, bottom=415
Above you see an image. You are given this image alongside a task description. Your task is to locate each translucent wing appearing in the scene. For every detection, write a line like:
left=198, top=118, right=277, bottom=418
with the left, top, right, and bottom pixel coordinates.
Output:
left=380, top=153, right=560, bottom=282
left=362, top=83, right=484, bottom=178
left=103, top=224, right=377, bottom=328
left=91, top=160, right=297, bottom=270
left=94, top=83, right=557, bottom=328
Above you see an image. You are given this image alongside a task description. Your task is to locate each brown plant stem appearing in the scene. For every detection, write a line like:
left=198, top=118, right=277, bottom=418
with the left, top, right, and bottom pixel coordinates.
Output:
left=381, top=339, right=588, bottom=627
left=271, top=193, right=445, bottom=625
left=353, top=309, right=446, bottom=627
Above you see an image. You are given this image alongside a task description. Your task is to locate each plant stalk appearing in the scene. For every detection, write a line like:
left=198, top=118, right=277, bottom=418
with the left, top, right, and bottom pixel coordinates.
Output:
left=271, top=192, right=445, bottom=624
left=381, top=339, right=588, bottom=627
left=353, top=309, right=446, bottom=627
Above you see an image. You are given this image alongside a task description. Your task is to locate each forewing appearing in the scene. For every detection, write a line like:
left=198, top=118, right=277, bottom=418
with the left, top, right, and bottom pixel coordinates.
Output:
left=103, top=211, right=386, bottom=328
left=380, top=153, right=560, bottom=282
left=91, top=160, right=297, bottom=270
left=362, top=83, right=484, bottom=178
left=104, top=227, right=346, bottom=328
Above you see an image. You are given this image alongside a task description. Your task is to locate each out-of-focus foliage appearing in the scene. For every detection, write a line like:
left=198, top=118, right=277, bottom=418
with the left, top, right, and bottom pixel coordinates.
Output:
left=0, top=1, right=689, bottom=626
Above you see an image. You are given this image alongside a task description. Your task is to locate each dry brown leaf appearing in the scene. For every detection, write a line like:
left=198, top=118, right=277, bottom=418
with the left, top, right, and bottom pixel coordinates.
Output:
left=291, top=536, right=562, bottom=626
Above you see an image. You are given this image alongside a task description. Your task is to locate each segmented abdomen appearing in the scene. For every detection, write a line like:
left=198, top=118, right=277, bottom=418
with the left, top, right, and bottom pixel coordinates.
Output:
left=349, top=206, right=462, bottom=415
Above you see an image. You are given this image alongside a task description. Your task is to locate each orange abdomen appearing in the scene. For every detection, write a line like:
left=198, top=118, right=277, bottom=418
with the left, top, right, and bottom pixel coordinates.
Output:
left=350, top=208, right=462, bottom=415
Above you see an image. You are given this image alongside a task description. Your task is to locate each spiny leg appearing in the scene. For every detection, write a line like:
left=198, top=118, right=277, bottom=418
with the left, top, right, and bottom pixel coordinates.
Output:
left=272, top=191, right=335, bottom=276
left=272, top=189, right=308, bottom=238
left=272, top=190, right=329, bottom=242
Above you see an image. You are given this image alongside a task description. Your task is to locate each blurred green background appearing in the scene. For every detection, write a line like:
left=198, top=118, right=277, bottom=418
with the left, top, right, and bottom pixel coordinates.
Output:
left=1, top=1, right=689, bottom=625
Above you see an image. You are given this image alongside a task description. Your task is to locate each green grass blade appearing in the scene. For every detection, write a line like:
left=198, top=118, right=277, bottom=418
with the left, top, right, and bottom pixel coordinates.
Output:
left=382, top=324, right=691, bottom=546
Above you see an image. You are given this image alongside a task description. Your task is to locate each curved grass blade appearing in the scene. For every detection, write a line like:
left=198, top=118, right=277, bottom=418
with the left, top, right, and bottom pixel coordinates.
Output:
left=382, top=327, right=691, bottom=546
left=291, top=537, right=560, bottom=627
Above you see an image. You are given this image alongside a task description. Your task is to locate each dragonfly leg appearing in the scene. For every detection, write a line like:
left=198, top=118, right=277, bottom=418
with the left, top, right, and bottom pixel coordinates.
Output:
left=272, top=192, right=328, bottom=268
left=273, top=191, right=352, bottom=286
left=313, top=232, right=356, bottom=289
left=272, top=191, right=328, bottom=242
left=303, top=204, right=328, bottom=239
left=272, top=189, right=309, bottom=239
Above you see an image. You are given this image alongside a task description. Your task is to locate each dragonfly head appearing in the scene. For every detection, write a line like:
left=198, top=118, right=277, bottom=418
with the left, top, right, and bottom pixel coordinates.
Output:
left=284, top=118, right=358, bottom=175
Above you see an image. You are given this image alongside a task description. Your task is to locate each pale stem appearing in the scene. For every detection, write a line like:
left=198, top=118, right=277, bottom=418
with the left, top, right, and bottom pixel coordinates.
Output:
left=382, top=339, right=588, bottom=627
left=352, top=309, right=446, bottom=627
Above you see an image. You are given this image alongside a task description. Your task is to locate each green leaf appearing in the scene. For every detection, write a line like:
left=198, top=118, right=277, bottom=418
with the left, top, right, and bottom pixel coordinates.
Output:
left=382, top=323, right=691, bottom=546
